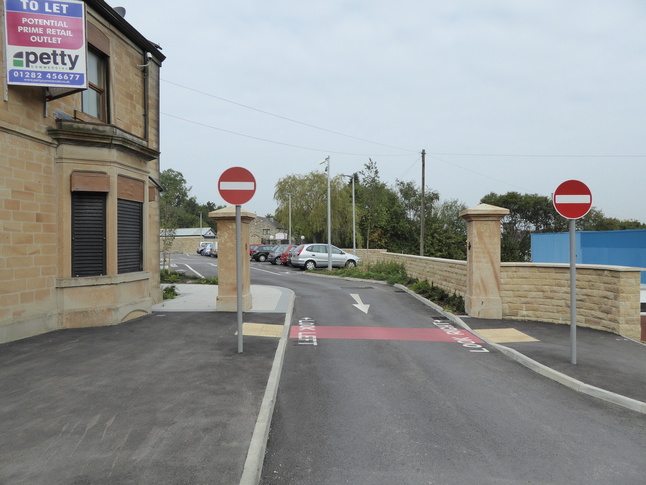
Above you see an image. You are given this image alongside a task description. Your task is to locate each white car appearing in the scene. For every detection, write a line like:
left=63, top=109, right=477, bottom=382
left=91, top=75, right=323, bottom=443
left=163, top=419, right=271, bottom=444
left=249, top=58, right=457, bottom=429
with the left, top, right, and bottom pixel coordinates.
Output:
left=291, top=244, right=360, bottom=270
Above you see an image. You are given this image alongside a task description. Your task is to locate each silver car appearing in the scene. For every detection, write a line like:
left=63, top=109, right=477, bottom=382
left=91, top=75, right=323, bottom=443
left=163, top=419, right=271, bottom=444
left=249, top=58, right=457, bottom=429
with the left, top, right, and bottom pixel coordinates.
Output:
left=291, top=244, right=360, bottom=270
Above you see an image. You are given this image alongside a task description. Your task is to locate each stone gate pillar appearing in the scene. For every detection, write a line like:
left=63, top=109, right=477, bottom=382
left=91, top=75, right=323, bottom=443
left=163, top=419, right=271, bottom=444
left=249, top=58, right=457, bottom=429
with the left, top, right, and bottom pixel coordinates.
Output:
left=459, top=203, right=509, bottom=319
left=209, top=206, right=256, bottom=312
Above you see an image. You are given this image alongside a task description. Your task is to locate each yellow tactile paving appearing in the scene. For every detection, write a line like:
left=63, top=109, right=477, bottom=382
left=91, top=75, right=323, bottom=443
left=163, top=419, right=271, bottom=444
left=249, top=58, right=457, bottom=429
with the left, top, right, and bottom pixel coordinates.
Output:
left=240, top=322, right=284, bottom=338
left=476, top=328, right=539, bottom=343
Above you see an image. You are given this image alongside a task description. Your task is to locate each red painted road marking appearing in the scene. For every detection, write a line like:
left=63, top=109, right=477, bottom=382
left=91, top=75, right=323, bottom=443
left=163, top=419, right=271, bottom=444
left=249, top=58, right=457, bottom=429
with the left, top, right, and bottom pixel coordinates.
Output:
left=289, top=326, right=483, bottom=343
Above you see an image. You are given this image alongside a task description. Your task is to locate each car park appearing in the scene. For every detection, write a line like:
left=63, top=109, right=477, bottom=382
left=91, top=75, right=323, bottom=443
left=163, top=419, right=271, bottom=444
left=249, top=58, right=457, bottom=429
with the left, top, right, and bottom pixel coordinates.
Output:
left=268, top=245, right=289, bottom=264
left=197, top=241, right=212, bottom=255
left=290, top=244, right=360, bottom=270
left=285, top=245, right=301, bottom=266
left=279, top=245, right=296, bottom=265
left=251, top=244, right=275, bottom=262
left=198, top=242, right=215, bottom=255
left=249, top=243, right=262, bottom=256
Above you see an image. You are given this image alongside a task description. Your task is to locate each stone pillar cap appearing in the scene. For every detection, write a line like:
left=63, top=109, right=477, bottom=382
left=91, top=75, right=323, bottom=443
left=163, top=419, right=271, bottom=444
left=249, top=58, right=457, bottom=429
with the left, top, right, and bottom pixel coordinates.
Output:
left=208, top=206, right=257, bottom=221
left=460, top=203, right=509, bottom=220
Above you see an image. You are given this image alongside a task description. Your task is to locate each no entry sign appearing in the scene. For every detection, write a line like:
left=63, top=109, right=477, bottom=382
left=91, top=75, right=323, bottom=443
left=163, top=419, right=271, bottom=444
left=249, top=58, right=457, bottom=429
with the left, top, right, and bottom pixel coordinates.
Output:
left=218, top=167, right=256, bottom=205
left=553, top=180, right=592, bottom=220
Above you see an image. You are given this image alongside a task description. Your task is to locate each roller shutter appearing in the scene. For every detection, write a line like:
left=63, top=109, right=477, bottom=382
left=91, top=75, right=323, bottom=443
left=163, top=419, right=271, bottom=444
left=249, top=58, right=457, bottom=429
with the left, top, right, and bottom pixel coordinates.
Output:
left=118, top=199, right=143, bottom=273
left=72, top=192, right=106, bottom=277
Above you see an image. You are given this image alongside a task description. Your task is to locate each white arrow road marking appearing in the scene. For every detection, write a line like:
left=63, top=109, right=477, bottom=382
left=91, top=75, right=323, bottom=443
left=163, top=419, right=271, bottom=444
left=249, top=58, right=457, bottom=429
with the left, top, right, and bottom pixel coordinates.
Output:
left=350, top=294, right=370, bottom=314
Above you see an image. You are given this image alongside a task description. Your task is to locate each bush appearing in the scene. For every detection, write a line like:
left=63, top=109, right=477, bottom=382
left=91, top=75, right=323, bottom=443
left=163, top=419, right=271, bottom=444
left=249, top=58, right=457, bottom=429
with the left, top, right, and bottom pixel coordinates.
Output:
left=163, top=285, right=178, bottom=300
left=409, top=280, right=465, bottom=314
left=333, top=262, right=415, bottom=286
left=160, top=269, right=217, bottom=285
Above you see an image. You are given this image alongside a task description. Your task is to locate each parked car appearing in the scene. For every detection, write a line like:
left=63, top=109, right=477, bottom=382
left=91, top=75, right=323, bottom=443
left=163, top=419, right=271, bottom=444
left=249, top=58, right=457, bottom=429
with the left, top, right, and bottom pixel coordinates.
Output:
left=249, top=243, right=262, bottom=256
left=286, top=245, right=301, bottom=266
left=291, top=244, right=360, bottom=270
left=197, top=241, right=213, bottom=255
left=204, top=245, right=218, bottom=258
left=251, top=244, right=275, bottom=262
left=268, top=245, right=289, bottom=264
left=198, top=242, right=214, bottom=255
left=279, top=245, right=296, bottom=265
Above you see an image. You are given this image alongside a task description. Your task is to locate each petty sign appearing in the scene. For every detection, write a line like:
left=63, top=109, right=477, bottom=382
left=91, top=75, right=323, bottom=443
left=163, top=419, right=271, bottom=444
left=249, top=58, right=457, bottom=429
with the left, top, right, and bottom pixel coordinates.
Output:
left=218, top=167, right=256, bottom=205
left=553, top=180, right=592, bottom=220
left=4, top=0, right=87, bottom=88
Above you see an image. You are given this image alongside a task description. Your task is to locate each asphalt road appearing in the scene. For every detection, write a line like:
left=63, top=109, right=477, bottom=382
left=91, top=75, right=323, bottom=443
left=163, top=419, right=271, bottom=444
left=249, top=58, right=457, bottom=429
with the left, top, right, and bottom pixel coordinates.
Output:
left=174, top=254, right=646, bottom=484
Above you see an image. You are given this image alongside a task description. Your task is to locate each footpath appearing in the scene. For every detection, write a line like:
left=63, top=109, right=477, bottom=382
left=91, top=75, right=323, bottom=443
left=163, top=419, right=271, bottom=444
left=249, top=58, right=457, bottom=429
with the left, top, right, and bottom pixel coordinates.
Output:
left=1, top=282, right=644, bottom=485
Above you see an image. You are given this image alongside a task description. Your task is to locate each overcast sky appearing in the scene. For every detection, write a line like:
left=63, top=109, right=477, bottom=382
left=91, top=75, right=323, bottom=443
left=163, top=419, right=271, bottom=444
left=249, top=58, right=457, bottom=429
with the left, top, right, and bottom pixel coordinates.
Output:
left=110, top=0, right=645, bottom=222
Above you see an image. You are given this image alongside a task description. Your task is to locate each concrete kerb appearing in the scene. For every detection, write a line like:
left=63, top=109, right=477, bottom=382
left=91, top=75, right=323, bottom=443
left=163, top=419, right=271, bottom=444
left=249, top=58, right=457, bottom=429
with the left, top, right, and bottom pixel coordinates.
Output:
left=239, top=289, right=295, bottom=485
left=393, top=283, right=646, bottom=415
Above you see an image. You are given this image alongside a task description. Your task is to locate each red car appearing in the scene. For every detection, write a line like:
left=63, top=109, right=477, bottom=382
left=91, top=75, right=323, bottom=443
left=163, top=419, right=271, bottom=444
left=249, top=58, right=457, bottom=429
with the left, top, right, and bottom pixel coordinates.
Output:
left=279, top=245, right=296, bottom=265
left=249, top=243, right=261, bottom=256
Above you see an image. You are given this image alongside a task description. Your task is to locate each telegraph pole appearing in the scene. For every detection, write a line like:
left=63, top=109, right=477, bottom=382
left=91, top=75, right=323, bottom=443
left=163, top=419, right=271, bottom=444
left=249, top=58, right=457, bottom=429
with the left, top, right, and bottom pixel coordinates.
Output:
left=420, top=149, right=426, bottom=256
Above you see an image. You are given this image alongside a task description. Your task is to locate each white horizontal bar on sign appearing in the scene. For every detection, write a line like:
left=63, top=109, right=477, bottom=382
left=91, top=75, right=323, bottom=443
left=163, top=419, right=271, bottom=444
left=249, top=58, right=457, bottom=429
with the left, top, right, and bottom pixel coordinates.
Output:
left=220, top=181, right=255, bottom=190
left=555, top=194, right=591, bottom=204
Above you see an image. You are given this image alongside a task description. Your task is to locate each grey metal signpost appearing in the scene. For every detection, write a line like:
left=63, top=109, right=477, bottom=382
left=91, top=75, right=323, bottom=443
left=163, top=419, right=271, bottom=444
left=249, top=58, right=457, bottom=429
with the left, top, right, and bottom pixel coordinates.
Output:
left=553, top=180, right=592, bottom=365
left=218, top=167, right=256, bottom=353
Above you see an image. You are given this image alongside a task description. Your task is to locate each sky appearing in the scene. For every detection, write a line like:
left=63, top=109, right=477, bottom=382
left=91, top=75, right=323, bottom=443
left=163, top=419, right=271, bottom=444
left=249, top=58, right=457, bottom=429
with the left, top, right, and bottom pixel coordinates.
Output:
left=109, top=0, right=645, bottom=222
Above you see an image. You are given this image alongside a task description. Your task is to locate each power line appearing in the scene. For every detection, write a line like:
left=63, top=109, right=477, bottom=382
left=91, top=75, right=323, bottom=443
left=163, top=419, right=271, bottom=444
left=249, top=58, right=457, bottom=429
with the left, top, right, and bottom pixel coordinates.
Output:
left=162, top=79, right=646, bottom=160
left=161, top=79, right=418, bottom=154
left=160, top=112, right=410, bottom=157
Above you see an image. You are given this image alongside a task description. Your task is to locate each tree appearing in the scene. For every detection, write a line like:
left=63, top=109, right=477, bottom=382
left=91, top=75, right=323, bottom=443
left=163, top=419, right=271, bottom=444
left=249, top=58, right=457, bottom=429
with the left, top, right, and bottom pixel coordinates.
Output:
left=357, top=159, right=406, bottom=250
left=480, top=192, right=559, bottom=261
left=159, top=169, right=223, bottom=232
left=424, top=198, right=468, bottom=260
left=274, top=171, right=353, bottom=244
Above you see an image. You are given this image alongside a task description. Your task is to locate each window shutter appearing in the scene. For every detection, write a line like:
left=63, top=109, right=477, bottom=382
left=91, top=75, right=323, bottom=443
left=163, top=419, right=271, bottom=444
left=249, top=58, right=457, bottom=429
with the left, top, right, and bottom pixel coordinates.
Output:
left=72, top=192, right=106, bottom=277
left=118, top=199, right=143, bottom=273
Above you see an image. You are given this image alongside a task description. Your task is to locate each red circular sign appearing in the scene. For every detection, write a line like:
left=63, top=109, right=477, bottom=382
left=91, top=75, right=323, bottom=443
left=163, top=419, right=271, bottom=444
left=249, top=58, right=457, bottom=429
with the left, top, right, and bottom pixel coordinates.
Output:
left=218, top=167, right=256, bottom=205
left=553, top=180, right=592, bottom=219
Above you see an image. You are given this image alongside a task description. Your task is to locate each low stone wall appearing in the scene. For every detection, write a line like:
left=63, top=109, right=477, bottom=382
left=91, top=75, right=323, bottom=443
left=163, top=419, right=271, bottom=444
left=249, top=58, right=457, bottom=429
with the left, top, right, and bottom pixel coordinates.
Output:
left=351, top=249, right=466, bottom=296
left=352, top=250, right=642, bottom=340
left=501, top=263, right=642, bottom=340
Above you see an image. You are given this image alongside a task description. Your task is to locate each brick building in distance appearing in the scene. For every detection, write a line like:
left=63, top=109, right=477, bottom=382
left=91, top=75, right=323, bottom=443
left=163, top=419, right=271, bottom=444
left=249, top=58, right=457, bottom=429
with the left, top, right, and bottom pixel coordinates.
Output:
left=1, top=1, right=165, bottom=342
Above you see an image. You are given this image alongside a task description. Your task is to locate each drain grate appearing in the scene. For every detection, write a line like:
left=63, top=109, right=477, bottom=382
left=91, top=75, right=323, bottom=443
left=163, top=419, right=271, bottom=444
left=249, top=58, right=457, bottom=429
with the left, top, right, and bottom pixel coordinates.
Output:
left=299, top=295, right=321, bottom=299
left=340, top=286, right=374, bottom=290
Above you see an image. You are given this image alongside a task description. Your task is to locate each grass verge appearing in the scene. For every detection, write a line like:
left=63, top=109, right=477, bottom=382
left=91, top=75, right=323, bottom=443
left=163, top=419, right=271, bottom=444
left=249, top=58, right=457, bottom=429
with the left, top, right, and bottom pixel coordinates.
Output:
left=160, top=269, right=218, bottom=286
left=331, top=262, right=465, bottom=314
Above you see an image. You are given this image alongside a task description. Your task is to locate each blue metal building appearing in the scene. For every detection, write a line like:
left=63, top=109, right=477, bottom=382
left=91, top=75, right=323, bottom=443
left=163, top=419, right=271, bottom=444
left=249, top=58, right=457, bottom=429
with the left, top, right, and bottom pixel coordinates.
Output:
left=531, top=229, right=646, bottom=283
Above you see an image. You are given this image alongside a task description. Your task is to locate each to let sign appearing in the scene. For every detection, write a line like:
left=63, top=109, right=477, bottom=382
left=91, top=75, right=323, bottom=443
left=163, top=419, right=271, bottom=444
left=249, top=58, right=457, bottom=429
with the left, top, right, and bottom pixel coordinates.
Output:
left=553, top=180, right=592, bottom=220
left=4, top=0, right=87, bottom=88
left=218, top=167, right=256, bottom=205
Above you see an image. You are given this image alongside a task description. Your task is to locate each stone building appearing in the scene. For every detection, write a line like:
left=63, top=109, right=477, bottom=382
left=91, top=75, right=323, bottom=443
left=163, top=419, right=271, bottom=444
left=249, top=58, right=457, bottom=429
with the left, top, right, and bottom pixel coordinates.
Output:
left=0, top=1, right=165, bottom=343
left=249, top=215, right=287, bottom=244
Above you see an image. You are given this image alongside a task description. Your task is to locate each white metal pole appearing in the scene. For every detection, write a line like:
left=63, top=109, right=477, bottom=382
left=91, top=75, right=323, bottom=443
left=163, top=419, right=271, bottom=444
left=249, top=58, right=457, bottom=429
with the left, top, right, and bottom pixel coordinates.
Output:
left=351, top=176, right=356, bottom=255
left=288, top=193, right=292, bottom=245
left=320, top=156, right=331, bottom=270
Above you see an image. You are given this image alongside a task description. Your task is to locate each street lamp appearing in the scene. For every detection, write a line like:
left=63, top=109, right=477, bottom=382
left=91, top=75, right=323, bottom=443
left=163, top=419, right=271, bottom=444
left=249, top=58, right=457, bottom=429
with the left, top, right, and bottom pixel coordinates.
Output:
left=286, top=192, right=292, bottom=245
left=342, top=174, right=356, bottom=255
left=320, top=156, right=331, bottom=270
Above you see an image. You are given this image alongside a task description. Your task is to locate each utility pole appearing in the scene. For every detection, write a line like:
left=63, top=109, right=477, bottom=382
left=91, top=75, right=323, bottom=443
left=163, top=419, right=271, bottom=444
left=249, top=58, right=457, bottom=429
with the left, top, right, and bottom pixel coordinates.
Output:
left=287, top=193, right=292, bottom=244
left=420, top=149, right=426, bottom=256
left=320, top=156, right=332, bottom=270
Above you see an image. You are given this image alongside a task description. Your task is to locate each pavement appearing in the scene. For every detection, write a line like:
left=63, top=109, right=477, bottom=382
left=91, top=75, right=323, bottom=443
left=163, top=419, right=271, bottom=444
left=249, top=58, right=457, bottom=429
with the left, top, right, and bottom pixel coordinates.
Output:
left=1, top=282, right=645, bottom=485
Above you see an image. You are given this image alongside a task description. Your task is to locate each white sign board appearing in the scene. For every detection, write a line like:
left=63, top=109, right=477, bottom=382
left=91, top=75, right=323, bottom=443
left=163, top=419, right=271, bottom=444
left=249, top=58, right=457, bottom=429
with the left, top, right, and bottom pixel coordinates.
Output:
left=4, top=0, right=87, bottom=90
